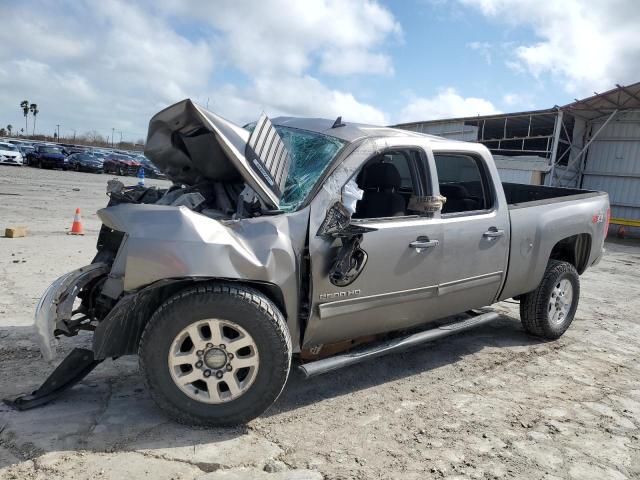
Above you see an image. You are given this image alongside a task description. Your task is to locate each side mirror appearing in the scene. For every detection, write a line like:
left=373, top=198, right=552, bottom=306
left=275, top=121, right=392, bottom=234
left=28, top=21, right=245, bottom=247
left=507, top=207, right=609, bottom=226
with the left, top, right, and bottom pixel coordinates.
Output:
left=316, top=179, right=376, bottom=237
left=316, top=201, right=350, bottom=237
left=316, top=201, right=377, bottom=237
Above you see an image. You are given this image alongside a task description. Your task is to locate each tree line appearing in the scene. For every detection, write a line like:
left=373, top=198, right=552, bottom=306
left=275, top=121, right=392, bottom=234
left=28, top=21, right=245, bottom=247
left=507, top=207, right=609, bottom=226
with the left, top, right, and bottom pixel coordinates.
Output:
left=0, top=100, right=144, bottom=150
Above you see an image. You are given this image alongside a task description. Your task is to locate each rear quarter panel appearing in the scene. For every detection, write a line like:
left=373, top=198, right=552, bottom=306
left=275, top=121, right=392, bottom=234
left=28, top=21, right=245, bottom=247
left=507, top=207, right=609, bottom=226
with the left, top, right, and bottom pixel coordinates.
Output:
left=499, top=192, right=609, bottom=300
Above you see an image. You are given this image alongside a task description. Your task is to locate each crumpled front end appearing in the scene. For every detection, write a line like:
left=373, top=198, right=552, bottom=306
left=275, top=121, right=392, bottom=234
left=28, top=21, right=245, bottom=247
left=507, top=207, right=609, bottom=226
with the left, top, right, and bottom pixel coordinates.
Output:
left=32, top=199, right=308, bottom=364
left=34, top=263, right=109, bottom=361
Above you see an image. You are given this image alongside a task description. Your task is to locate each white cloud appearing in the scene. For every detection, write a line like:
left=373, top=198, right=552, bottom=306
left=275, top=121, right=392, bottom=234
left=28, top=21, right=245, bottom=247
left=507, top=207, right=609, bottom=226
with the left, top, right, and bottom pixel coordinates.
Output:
left=0, top=0, right=216, bottom=139
left=161, top=0, right=401, bottom=77
left=254, top=75, right=388, bottom=124
left=207, top=75, right=388, bottom=126
left=399, top=87, right=499, bottom=122
left=502, top=92, right=534, bottom=109
left=0, top=0, right=398, bottom=138
left=319, top=50, right=394, bottom=76
left=467, top=41, right=492, bottom=65
left=460, top=0, right=640, bottom=94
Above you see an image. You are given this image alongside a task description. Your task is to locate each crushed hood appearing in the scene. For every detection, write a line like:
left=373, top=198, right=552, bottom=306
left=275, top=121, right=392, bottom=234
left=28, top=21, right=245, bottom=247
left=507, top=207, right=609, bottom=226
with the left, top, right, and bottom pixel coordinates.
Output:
left=145, top=99, right=292, bottom=209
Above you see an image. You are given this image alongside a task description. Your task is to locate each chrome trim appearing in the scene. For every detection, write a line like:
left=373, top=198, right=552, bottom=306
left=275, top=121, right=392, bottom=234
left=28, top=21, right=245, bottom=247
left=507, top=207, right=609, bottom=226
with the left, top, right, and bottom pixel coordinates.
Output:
left=317, top=271, right=503, bottom=320
left=318, top=284, right=438, bottom=320
left=300, top=311, right=500, bottom=377
left=438, top=271, right=503, bottom=296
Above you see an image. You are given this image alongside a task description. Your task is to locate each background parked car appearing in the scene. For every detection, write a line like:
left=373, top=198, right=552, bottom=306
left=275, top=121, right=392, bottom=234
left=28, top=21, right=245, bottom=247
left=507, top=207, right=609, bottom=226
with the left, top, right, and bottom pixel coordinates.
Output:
left=26, top=144, right=67, bottom=169
left=0, top=142, right=24, bottom=166
left=17, top=145, right=35, bottom=159
left=66, top=152, right=104, bottom=173
left=60, top=144, right=89, bottom=156
left=103, top=153, right=140, bottom=176
left=133, top=155, right=164, bottom=178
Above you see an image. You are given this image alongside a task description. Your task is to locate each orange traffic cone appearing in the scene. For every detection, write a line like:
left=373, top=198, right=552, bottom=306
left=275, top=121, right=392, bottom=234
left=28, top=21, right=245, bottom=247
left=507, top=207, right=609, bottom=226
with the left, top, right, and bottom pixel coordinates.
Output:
left=68, top=208, right=85, bottom=235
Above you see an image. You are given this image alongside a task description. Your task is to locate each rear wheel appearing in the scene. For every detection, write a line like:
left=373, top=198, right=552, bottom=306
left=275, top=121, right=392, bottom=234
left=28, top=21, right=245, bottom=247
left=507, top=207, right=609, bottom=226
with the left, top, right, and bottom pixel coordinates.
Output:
left=139, top=283, right=292, bottom=426
left=519, top=260, right=580, bottom=339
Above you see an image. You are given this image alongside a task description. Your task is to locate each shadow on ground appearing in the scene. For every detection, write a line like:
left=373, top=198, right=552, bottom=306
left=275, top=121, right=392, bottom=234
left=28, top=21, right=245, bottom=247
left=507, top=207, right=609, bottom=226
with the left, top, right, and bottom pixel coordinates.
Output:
left=0, top=313, right=543, bottom=471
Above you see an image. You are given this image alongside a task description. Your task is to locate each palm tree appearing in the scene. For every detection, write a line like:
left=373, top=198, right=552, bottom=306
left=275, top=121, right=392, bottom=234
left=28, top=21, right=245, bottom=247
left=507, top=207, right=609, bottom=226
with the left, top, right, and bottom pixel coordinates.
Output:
left=30, top=103, right=39, bottom=135
left=20, top=128, right=24, bottom=136
left=6, top=125, right=12, bottom=136
left=20, top=100, right=29, bottom=135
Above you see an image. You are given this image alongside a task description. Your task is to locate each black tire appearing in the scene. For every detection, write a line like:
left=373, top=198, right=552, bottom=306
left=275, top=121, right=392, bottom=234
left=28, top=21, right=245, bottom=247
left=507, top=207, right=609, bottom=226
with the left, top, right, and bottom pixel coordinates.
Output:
left=117, top=166, right=124, bottom=176
left=139, top=283, right=292, bottom=426
left=519, top=260, right=580, bottom=339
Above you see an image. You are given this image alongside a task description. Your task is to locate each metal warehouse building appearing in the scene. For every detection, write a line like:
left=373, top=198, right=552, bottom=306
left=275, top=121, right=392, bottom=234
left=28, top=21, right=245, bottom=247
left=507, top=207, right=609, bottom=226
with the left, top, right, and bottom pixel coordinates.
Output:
left=394, top=82, right=640, bottom=234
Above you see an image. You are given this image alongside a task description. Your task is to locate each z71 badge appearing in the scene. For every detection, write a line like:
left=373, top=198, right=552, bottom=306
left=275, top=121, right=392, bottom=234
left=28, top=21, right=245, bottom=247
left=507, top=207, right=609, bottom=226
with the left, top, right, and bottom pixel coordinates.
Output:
left=319, top=289, right=361, bottom=300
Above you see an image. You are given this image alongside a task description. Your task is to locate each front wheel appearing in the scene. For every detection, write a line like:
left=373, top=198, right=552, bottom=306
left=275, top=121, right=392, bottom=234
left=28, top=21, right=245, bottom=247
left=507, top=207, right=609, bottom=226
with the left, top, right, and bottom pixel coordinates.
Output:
left=139, top=283, right=292, bottom=426
left=519, top=260, right=580, bottom=339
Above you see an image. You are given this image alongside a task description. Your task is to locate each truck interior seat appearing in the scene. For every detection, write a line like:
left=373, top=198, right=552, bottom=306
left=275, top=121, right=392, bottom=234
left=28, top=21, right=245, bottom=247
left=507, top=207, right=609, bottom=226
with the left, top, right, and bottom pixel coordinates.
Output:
left=355, top=163, right=406, bottom=218
left=440, top=183, right=481, bottom=213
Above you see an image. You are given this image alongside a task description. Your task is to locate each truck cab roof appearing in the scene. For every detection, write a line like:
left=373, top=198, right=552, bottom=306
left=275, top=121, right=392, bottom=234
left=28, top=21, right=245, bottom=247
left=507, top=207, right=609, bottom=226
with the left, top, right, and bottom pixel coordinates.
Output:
left=271, top=116, right=447, bottom=144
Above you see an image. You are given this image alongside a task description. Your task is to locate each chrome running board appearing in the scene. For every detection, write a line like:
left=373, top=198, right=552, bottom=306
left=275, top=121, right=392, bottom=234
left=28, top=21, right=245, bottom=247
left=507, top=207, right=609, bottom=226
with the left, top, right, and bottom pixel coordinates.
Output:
left=299, top=310, right=500, bottom=378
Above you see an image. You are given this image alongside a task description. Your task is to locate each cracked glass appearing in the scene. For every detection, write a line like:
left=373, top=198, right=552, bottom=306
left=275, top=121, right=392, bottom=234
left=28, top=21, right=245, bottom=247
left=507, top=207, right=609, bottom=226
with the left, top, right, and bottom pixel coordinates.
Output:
left=246, top=124, right=347, bottom=212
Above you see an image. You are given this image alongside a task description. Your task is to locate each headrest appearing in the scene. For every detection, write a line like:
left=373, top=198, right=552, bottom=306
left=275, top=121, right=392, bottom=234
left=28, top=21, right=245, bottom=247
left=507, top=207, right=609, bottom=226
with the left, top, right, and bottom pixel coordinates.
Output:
left=363, top=163, right=401, bottom=190
left=439, top=183, right=470, bottom=198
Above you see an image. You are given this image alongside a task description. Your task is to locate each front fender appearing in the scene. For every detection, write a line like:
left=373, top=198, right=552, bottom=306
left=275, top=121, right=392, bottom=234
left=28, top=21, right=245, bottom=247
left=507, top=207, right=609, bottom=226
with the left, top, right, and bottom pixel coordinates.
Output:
left=97, top=203, right=309, bottom=346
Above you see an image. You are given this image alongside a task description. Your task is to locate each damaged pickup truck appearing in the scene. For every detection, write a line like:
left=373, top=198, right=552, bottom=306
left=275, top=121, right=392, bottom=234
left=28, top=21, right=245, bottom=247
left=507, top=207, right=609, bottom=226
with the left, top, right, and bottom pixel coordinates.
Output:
left=8, top=99, right=610, bottom=426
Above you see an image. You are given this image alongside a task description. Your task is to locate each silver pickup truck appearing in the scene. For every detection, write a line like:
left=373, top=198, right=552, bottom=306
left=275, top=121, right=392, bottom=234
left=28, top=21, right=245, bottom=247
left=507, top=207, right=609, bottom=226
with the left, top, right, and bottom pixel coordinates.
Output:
left=7, top=100, right=609, bottom=426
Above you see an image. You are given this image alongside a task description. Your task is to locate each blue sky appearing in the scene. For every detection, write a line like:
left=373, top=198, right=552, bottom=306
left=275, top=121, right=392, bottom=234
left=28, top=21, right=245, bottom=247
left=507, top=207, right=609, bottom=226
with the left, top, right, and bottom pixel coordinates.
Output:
left=1, top=0, right=638, bottom=142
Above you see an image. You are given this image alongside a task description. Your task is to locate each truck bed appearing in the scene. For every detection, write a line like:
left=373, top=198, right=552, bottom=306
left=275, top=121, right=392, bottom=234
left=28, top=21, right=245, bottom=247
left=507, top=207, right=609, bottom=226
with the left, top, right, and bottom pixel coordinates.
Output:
left=502, top=182, right=602, bottom=207
left=498, top=183, right=609, bottom=302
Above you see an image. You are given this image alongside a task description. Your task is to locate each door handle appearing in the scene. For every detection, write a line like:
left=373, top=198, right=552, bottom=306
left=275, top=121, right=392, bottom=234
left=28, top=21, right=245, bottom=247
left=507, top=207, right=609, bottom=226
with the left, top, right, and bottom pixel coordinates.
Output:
left=483, top=228, right=505, bottom=239
left=409, top=237, right=440, bottom=252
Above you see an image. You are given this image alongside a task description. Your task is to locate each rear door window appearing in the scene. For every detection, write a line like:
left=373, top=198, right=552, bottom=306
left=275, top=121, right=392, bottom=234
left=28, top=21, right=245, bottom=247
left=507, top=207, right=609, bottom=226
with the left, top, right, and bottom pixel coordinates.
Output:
left=434, top=154, right=493, bottom=214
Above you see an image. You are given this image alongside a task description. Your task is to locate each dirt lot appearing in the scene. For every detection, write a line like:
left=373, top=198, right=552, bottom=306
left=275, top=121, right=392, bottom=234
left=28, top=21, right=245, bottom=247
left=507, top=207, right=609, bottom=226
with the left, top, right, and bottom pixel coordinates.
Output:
left=0, top=165, right=639, bottom=479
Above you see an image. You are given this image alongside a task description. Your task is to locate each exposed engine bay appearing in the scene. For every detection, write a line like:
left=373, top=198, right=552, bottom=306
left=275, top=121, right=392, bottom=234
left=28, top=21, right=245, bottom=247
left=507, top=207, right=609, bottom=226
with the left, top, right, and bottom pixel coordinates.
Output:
left=104, top=178, right=244, bottom=219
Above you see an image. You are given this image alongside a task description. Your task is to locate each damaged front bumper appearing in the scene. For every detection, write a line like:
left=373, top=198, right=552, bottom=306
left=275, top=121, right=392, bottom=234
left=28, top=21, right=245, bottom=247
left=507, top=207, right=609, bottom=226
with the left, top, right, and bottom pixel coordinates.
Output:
left=34, top=263, right=109, bottom=361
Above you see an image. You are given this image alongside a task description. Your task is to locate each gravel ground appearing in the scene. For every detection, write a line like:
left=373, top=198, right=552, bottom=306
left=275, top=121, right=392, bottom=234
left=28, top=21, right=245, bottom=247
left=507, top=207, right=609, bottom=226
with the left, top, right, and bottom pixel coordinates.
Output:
left=1, top=165, right=639, bottom=479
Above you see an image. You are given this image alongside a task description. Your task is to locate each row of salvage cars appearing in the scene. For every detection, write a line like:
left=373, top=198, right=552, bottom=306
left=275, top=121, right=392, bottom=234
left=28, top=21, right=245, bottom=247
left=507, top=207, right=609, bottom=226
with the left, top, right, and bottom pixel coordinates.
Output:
left=0, top=138, right=164, bottom=178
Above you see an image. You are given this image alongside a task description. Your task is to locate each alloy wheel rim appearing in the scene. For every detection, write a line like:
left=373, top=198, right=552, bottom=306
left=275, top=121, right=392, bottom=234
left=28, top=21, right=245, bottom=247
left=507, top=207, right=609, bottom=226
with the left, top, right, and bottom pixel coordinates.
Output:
left=168, top=318, right=260, bottom=403
left=548, top=278, right=573, bottom=326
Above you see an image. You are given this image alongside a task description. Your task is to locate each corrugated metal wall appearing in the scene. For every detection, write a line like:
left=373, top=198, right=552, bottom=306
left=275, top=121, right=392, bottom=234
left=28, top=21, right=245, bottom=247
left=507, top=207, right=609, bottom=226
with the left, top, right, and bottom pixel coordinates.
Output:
left=399, top=122, right=552, bottom=184
left=400, top=121, right=479, bottom=142
left=494, top=156, right=550, bottom=184
left=580, top=110, right=640, bottom=224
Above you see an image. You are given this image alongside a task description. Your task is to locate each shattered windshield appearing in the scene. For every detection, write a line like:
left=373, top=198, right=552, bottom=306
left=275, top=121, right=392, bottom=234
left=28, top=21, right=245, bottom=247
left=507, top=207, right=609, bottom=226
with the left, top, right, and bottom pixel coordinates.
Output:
left=245, top=125, right=347, bottom=212
left=277, top=127, right=346, bottom=211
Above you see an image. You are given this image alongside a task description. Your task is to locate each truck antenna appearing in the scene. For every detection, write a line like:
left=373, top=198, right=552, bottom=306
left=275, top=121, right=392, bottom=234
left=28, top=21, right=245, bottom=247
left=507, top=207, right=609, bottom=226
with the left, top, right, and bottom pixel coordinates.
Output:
left=332, top=116, right=346, bottom=128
